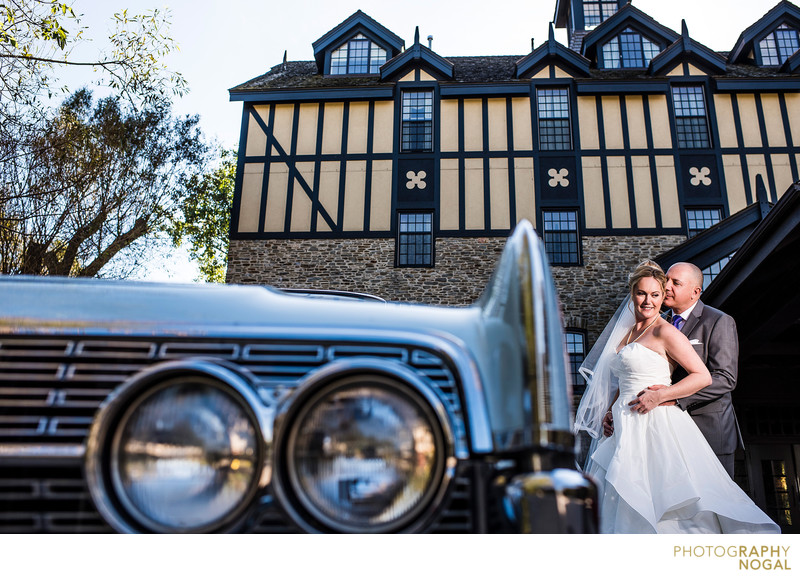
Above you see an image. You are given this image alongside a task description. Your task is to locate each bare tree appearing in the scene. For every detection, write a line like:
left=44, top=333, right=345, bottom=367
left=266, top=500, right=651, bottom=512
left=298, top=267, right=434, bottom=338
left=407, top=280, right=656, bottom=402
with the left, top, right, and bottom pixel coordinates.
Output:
left=0, top=89, right=207, bottom=276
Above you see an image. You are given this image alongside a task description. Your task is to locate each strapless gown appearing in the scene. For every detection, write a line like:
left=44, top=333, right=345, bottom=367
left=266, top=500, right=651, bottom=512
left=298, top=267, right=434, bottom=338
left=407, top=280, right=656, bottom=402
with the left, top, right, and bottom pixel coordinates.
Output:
left=587, top=342, right=780, bottom=534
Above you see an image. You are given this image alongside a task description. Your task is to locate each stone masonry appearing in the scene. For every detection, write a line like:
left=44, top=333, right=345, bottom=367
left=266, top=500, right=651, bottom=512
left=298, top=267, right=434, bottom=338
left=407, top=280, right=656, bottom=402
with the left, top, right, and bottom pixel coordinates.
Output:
left=227, top=234, right=685, bottom=345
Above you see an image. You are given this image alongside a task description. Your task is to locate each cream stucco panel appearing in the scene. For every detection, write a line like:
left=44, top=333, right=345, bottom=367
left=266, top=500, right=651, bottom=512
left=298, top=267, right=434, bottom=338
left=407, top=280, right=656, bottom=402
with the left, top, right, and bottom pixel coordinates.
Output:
left=489, top=158, right=510, bottom=230
left=271, top=104, right=294, bottom=156
left=713, top=94, right=738, bottom=148
left=296, top=103, right=319, bottom=155
left=578, top=96, right=600, bottom=150
left=343, top=160, right=366, bottom=231
left=602, top=96, right=625, bottom=150
left=370, top=160, right=392, bottom=231
left=265, top=163, right=289, bottom=233
left=607, top=157, right=630, bottom=229
left=372, top=102, right=394, bottom=154
left=347, top=102, right=370, bottom=155
left=465, top=158, right=484, bottom=229
left=761, top=94, right=787, bottom=148
left=655, top=156, right=681, bottom=228
left=625, top=96, right=647, bottom=150
left=786, top=94, right=800, bottom=146
left=321, top=102, right=344, bottom=154
left=246, top=107, right=269, bottom=156
left=238, top=163, right=264, bottom=232
left=737, top=95, right=762, bottom=148
left=318, top=161, right=340, bottom=230
left=648, top=96, right=673, bottom=149
left=722, top=155, right=747, bottom=215
left=440, top=159, right=460, bottom=231
left=487, top=99, right=508, bottom=151
left=631, top=156, right=655, bottom=229
left=463, top=99, right=484, bottom=152
left=511, top=98, right=532, bottom=151
left=440, top=100, right=459, bottom=153
left=771, top=154, right=793, bottom=199
left=582, top=157, right=605, bottom=229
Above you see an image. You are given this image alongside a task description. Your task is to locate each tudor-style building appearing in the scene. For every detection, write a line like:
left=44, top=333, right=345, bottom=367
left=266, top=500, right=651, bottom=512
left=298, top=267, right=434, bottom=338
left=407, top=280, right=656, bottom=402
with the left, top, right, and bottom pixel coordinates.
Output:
left=227, top=1, right=800, bottom=528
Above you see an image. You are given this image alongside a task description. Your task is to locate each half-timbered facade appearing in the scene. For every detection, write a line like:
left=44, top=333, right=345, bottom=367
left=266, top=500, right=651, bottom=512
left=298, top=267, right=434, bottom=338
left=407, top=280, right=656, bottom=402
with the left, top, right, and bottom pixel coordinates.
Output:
left=228, top=1, right=800, bottom=334
left=227, top=1, right=800, bottom=524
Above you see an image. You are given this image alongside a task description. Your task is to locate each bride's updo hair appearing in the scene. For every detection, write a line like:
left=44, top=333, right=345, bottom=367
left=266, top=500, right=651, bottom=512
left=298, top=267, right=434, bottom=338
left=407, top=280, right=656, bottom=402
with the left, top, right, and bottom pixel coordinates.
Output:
left=628, top=260, right=667, bottom=295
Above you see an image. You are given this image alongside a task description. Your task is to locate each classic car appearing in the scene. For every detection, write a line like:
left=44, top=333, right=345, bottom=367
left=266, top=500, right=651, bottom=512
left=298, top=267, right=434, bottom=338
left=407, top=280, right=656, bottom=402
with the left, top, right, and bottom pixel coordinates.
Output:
left=0, top=220, right=597, bottom=533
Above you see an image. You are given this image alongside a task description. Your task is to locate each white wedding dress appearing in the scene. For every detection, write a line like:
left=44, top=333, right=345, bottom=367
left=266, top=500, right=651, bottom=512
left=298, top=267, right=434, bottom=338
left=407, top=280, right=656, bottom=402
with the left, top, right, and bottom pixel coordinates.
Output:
left=586, top=342, right=780, bottom=534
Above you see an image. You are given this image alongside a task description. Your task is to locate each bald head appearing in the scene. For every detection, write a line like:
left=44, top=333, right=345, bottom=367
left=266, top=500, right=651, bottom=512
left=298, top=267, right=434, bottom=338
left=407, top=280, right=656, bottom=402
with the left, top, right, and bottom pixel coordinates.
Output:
left=664, top=262, right=704, bottom=314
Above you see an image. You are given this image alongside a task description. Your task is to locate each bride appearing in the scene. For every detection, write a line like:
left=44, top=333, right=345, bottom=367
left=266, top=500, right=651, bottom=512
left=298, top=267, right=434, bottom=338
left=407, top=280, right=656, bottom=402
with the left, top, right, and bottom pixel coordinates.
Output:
left=575, top=261, right=779, bottom=533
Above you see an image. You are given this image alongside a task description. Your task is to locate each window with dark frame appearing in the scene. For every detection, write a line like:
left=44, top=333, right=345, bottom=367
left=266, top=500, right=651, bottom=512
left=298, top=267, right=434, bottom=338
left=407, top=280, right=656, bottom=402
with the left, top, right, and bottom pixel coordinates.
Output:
left=542, top=210, right=580, bottom=265
left=583, top=0, right=618, bottom=27
left=685, top=208, right=721, bottom=238
left=401, top=91, right=434, bottom=152
left=329, top=34, right=387, bottom=75
left=701, top=253, right=734, bottom=290
left=761, top=459, right=793, bottom=527
left=397, top=212, right=433, bottom=267
left=600, top=28, right=660, bottom=69
left=672, top=86, right=711, bottom=149
left=537, top=88, right=572, bottom=151
left=565, top=331, right=587, bottom=396
left=759, top=24, right=800, bottom=66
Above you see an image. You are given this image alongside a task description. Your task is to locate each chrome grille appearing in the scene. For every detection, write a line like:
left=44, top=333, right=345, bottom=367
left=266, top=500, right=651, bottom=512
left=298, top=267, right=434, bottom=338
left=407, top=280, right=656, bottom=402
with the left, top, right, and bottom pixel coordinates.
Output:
left=0, top=336, right=466, bottom=445
left=0, top=334, right=471, bottom=532
left=0, top=466, right=112, bottom=533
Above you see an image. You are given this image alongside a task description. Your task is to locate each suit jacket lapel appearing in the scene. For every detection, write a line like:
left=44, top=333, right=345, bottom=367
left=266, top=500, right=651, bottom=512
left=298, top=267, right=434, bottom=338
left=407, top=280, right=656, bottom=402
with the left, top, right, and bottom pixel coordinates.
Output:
left=680, top=300, right=704, bottom=336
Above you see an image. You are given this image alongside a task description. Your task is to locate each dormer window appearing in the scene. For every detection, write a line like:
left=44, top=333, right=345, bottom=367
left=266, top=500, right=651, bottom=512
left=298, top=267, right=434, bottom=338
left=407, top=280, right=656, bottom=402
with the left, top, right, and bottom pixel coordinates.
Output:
left=601, top=28, right=661, bottom=68
left=330, top=34, right=387, bottom=75
left=584, top=1, right=617, bottom=28
left=758, top=24, right=800, bottom=66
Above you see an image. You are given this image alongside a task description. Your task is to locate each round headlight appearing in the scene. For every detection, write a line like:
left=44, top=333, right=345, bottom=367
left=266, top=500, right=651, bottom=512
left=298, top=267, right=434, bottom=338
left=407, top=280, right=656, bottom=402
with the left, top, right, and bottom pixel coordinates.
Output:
left=284, top=374, right=446, bottom=533
left=108, top=375, right=260, bottom=532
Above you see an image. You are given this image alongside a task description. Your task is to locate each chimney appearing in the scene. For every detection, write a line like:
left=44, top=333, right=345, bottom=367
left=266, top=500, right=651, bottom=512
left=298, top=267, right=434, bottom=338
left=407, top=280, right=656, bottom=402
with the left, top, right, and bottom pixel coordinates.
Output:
left=427, top=35, right=433, bottom=50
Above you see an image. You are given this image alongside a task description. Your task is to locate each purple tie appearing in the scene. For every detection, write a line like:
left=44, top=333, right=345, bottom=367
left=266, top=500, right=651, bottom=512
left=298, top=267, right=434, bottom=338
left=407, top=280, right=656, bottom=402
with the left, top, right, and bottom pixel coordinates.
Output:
left=672, top=314, right=684, bottom=331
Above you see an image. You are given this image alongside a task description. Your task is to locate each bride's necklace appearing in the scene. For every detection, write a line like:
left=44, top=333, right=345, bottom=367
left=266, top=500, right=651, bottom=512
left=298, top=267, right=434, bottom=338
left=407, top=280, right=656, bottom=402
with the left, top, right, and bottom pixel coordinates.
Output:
left=626, top=316, right=658, bottom=345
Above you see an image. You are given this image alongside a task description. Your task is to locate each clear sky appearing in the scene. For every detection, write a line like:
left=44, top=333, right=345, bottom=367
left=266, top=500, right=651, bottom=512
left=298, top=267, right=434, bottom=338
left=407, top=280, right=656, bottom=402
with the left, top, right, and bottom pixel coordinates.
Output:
left=58, top=0, right=782, bottom=281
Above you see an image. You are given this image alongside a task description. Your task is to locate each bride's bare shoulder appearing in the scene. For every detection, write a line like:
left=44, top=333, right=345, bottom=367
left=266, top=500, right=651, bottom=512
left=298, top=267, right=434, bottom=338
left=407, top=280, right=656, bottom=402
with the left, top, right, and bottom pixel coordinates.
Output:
left=652, top=319, right=680, bottom=337
left=653, top=320, right=689, bottom=344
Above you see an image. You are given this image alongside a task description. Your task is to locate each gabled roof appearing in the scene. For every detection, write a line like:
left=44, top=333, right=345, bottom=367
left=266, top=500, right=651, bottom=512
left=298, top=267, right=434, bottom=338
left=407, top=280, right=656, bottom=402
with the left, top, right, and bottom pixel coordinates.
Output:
left=704, top=180, right=800, bottom=306
left=582, top=2, right=679, bottom=61
left=380, top=27, right=454, bottom=81
left=781, top=45, right=800, bottom=72
left=554, top=0, right=571, bottom=28
left=554, top=0, right=627, bottom=29
left=649, top=20, right=727, bottom=76
left=700, top=182, right=800, bottom=387
left=311, top=10, right=405, bottom=74
left=516, top=23, right=591, bottom=78
left=728, top=1, right=800, bottom=64
left=656, top=200, right=771, bottom=275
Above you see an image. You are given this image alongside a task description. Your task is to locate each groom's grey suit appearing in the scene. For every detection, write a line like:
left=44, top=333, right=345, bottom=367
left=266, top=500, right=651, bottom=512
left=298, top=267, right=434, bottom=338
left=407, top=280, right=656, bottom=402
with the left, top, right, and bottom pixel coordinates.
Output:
left=670, top=300, right=742, bottom=477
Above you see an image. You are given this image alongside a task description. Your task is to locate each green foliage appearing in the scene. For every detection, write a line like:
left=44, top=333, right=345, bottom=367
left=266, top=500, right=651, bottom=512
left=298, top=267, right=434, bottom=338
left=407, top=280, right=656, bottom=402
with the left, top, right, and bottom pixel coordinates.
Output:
left=0, top=0, right=186, bottom=122
left=169, top=149, right=237, bottom=283
left=0, top=88, right=207, bottom=277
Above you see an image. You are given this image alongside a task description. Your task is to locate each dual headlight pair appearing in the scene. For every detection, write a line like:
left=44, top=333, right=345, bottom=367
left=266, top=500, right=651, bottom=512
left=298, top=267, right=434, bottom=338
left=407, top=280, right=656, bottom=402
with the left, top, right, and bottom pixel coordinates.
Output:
left=86, top=359, right=454, bottom=533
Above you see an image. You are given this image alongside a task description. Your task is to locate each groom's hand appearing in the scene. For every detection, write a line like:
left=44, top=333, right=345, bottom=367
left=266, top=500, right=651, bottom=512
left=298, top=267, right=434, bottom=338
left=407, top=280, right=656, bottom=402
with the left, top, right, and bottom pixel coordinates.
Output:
left=636, top=384, right=676, bottom=406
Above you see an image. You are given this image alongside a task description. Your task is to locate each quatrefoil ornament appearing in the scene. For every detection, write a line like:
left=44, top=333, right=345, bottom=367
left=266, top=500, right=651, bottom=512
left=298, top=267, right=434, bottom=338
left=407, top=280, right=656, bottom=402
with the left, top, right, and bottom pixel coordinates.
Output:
left=689, top=166, right=712, bottom=187
left=548, top=168, right=570, bottom=188
left=406, top=170, right=427, bottom=190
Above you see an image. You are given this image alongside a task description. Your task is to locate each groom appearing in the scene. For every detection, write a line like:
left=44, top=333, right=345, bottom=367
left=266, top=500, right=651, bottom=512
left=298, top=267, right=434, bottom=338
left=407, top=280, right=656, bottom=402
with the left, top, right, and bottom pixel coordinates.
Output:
left=605, top=262, right=742, bottom=478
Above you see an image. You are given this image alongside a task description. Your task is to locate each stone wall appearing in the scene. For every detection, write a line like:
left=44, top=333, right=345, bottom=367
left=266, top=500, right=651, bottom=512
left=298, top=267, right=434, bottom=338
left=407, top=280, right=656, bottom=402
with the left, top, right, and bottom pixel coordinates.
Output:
left=227, top=234, right=685, bottom=344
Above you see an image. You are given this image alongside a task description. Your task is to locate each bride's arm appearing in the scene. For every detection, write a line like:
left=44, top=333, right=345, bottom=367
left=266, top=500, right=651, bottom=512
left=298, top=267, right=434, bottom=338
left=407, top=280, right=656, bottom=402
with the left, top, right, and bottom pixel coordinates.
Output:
left=634, top=326, right=711, bottom=411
